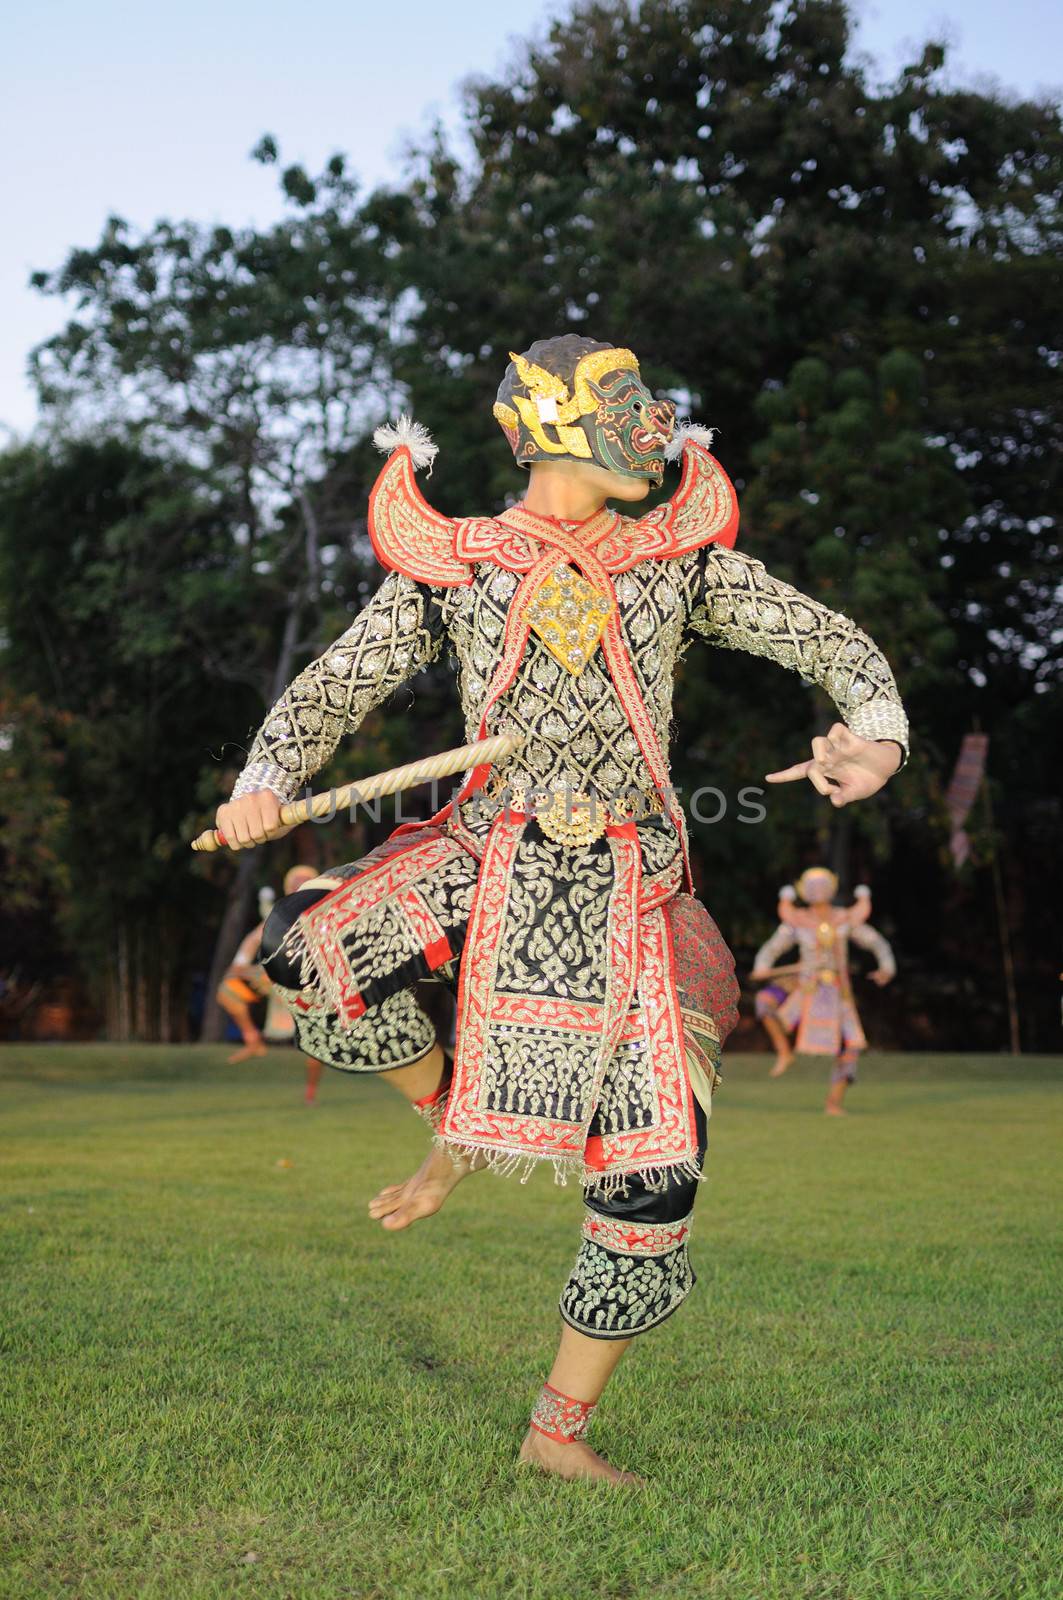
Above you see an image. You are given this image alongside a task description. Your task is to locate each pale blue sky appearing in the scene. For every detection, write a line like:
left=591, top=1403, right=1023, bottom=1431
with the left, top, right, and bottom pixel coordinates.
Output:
left=2, top=0, right=1060, bottom=436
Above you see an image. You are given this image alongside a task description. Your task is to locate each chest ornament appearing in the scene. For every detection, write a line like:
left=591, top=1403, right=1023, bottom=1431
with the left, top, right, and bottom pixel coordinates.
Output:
left=523, top=566, right=616, bottom=675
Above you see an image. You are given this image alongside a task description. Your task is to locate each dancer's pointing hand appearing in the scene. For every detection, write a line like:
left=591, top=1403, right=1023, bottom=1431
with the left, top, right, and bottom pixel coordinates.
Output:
left=765, top=723, right=902, bottom=807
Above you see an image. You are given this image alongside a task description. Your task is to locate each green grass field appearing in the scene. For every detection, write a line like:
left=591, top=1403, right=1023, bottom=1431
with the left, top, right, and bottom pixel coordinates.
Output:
left=1, top=1046, right=1060, bottom=1600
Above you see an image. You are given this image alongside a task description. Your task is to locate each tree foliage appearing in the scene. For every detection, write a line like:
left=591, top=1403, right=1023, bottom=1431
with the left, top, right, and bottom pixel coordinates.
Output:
left=370, top=0, right=1061, bottom=1041
left=7, top=0, right=1060, bottom=1046
left=0, top=439, right=264, bottom=1035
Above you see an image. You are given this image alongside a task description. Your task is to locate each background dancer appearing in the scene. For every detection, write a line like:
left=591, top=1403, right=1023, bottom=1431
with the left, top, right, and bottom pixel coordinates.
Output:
left=216, top=884, right=275, bottom=1063
left=751, top=868, right=896, bottom=1113
left=217, top=867, right=326, bottom=1101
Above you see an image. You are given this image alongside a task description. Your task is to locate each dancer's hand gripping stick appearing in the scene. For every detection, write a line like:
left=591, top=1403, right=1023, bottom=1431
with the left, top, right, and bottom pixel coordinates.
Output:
left=191, top=734, right=523, bottom=854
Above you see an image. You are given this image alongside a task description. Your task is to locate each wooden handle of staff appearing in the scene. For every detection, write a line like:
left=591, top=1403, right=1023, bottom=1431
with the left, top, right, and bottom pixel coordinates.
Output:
left=191, top=734, right=522, bottom=854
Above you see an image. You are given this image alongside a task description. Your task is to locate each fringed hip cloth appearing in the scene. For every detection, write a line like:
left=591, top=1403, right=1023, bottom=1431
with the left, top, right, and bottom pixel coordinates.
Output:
left=262, top=804, right=738, bottom=1194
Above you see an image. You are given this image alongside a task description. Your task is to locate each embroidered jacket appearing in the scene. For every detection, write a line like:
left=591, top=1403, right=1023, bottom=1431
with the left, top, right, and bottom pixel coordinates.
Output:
left=234, top=439, right=909, bottom=807
left=754, top=918, right=897, bottom=983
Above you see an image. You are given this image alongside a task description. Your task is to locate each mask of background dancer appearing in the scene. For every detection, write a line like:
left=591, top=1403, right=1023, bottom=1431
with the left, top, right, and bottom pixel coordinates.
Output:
left=796, top=868, right=839, bottom=905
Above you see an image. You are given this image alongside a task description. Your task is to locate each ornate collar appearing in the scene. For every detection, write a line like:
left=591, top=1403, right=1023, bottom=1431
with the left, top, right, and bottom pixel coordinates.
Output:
left=367, top=436, right=739, bottom=586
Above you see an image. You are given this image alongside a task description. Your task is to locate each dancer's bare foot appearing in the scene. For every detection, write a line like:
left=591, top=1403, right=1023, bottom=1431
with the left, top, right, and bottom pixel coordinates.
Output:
left=227, top=1041, right=268, bottom=1063
left=825, top=1081, right=850, bottom=1116
left=518, top=1428, right=645, bottom=1486
left=368, top=1141, right=477, bottom=1231
left=769, top=1048, right=794, bottom=1078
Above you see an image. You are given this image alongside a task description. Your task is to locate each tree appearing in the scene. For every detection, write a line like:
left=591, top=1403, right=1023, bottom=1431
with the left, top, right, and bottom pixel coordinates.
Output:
left=365, top=0, right=1061, bottom=1043
left=20, top=0, right=1062, bottom=1047
left=28, top=144, right=415, bottom=1037
left=0, top=439, right=262, bottom=1036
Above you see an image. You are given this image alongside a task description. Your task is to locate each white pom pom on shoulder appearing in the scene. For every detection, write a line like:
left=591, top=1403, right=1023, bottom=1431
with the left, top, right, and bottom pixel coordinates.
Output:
left=373, top=415, right=439, bottom=474
left=664, top=422, right=718, bottom=462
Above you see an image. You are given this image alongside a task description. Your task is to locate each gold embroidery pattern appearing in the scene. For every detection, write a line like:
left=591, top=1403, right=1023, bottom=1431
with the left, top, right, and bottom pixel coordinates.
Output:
left=524, top=565, right=616, bottom=675
left=690, top=548, right=910, bottom=756
left=235, top=570, right=443, bottom=803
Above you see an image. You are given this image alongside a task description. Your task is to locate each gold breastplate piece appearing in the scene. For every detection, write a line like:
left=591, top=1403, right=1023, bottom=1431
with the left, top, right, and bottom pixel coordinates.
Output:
left=524, top=565, right=615, bottom=674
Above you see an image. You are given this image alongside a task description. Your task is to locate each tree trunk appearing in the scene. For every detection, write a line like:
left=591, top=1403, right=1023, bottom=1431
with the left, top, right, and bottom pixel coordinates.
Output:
left=117, top=923, right=132, bottom=1042
left=829, top=811, right=852, bottom=895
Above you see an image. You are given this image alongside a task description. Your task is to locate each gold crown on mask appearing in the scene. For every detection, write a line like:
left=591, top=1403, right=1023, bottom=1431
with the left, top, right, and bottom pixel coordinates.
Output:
left=796, top=867, right=839, bottom=901
left=493, top=347, right=640, bottom=461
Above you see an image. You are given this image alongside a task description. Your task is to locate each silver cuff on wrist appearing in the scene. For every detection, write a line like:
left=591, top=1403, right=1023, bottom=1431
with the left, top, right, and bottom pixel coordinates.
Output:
left=231, top=760, right=302, bottom=804
left=846, top=701, right=909, bottom=766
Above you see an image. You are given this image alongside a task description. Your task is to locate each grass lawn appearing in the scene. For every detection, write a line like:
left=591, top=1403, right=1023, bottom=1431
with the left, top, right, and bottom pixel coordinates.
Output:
left=1, top=1045, right=1060, bottom=1600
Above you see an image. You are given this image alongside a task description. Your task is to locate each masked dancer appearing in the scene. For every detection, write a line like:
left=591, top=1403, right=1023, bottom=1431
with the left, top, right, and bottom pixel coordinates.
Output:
left=751, top=869, right=896, bottom=1112
left=211, top=336, right=908, bottom=1482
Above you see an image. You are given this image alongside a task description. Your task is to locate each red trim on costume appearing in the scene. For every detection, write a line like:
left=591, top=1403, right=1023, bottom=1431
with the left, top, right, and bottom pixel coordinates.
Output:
left=528, top=1383, right=596, bottom=1444
left=599, top=612, right=691, bottom=888
left=367, top=447, right=471, bottom=586
left=300, top=832, right=460, bottom=1020
left=491, top=993, right=605, bottom=1030
left=591, top=908, right=700, bottom=1177
left=369, top=440, right=738, bottom=587
left=395, top=886, right=451, bottom=969
left=593, top=819, right=643, bottom=1087
left=581, top=1209, right=691, bottom=1255
left=423, top=934, right=453, bottom=969
left=511, top=515, right=691, bottom=888
left=447, top=546, right=566, bottom=815
left=582, top=1134, right=607, bottom=1171
left=596, top=442, right=740, bottom=570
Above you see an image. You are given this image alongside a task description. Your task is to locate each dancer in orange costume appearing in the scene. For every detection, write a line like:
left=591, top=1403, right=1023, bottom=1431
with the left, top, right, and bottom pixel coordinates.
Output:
left=217, top=866, right=324, bottom=1094
left=751, top=867, right=895, bottom=1114
left=217, top=885, right=273, bottom=1063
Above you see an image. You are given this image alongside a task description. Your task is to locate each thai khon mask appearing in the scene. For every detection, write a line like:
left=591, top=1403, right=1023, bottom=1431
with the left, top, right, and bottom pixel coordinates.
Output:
left=796, top=868, right=839, bottom=905
left=493, top=334, right=676, bottom=484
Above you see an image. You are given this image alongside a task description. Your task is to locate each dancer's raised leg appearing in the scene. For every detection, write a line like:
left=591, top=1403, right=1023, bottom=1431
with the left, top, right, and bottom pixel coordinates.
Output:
left=368, top=1044, right=477, bottom=1230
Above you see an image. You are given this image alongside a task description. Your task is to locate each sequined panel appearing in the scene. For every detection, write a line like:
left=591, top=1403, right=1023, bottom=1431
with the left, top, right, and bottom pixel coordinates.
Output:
left=436, top=555, right=694, bottom=808
left=528, top=1384, right=596, bottom=1443
left=234, top=570, right=443, bottom=804
left=690, top=548, right=909, bottom=757
left=290, top=988, right=438, bottom=1075
left=559, top=1234, right=695, bottom=1338
left=523, top=565, right=615, bottom=675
